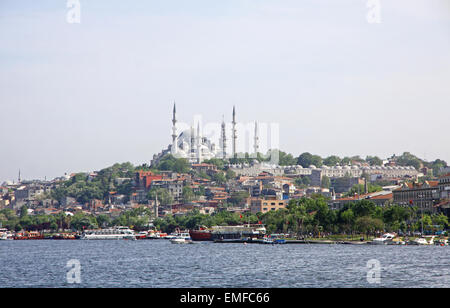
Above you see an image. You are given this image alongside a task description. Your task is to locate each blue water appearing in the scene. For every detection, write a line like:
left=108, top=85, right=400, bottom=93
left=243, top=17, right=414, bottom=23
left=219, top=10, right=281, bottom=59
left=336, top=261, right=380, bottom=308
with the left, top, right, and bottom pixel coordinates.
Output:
left=0, top=240, right=448, bottom=288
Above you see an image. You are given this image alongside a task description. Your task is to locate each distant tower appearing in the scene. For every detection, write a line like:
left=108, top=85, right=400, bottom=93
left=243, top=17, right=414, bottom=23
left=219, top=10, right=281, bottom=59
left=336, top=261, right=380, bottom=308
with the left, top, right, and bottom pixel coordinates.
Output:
left=190, top=125, right=195, bottom=159
left=171, top=102, right=178, bottom=155
left=154, top=192, right=159, bottom=218
left=196, top=122, right=202, bottom=163
left=18, top=169, right=21, bottom=183
left=221, top=115, right=227, bottom=159
left=253, top=121, right=259, bottom=155
left=232, top=106, right=237, bottom=158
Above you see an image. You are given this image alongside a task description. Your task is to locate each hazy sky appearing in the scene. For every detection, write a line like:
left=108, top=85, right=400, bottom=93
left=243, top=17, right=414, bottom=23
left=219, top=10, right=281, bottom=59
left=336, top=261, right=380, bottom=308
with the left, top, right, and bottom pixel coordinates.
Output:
left=1, top=0, right=449, bottom=182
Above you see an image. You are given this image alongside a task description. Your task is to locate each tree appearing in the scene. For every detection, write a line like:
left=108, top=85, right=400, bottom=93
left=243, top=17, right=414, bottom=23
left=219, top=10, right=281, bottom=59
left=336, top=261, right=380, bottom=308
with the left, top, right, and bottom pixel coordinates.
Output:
left=323, top=156, right=341, bottom=166
left=20, top=205, right=28, bottom=218
left=277, top=151, right=297, bottom=166
left=340, top=209, right=355, bottom=233
left=295, top=176, right=310, bottom=188
left=297, top=152, right=314, bottom=168
left=321, top=176, right=331, bottom=189
left=182, top=186, right=194, bottom=203
left=148, top=188, right=174, bottom=206
left=366, top=156, right=383, bottom=166
left=212, top=172, right=226, bottom=185
left=203, top=158, right=225, bottom=170
left=225, top=169, right=236, bottom=180
left=355, top=216, right=384, bottom=239
left=228, top=191, right=249, bottom=206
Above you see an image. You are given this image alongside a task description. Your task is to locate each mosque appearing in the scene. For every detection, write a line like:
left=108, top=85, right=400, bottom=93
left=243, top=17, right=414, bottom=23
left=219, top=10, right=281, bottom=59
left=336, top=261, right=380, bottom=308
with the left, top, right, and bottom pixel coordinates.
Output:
left=151, top=104, right=260, bottom=166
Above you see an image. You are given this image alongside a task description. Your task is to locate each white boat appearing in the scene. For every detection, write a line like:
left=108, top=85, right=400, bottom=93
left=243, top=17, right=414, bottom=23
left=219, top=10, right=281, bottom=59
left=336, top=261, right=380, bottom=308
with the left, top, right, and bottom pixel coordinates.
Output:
left=371, top=233, right=395, bottom=245
left=435, top=239, right=449, bottom=246
left=409, top=237, right=432, bottom=245
left=0, top=228, right=13, bottom=240
left=0, top=232, right=14, bottom=240
left=80, top=226, right=136, bottom=240
left=170, top=233, right=193, bottom=244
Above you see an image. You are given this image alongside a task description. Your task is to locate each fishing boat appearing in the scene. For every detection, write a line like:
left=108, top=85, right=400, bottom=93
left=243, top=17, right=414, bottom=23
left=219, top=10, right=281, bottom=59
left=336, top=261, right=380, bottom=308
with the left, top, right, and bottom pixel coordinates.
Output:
left=80, top=226, right=136, bottom=240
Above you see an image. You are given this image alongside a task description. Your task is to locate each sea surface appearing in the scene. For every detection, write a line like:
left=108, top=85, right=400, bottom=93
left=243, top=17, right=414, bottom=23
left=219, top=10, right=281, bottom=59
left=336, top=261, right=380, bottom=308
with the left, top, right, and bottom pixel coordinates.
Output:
left=0, top=240, right=448, bottom=288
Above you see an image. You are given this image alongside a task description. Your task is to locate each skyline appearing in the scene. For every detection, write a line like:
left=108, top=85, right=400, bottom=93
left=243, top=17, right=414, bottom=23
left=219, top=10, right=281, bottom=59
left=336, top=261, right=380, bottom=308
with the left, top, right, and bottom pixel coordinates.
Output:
left=1, top=0, right=450, bottom=182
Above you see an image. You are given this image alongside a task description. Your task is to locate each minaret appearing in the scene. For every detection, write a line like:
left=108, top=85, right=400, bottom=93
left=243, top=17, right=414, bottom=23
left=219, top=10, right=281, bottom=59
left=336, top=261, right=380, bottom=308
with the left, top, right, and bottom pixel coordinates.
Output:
left=221, top=115, right=227, bottom=159
left=18, top=169, right=21, bottom=183
left=171, top=102, right=178, bottom=155
left=190, top=125, right=195, bottom=160
left=196, top=122, right=202, bottom=163
left=253, top=121, right=259, bottom=155
left=232, top=106, right=237, bottom=158
left=153, top=192, right=159, bottom=218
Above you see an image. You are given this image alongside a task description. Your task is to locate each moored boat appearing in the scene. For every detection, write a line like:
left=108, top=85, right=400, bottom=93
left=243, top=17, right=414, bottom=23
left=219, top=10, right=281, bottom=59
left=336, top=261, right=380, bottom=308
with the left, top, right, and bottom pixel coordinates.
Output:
left=52, top=233, right=79, bottom=240
left=211, top=224, right=266, bottom=241
left=408, top=236, right=434, bottom=245
left=80, top=226, right=136, bottom=240
left=14, top=231, right=44, bottom=240
left=146, top=230, right=167, bottom=239
left=170, top=233, right=193, bottom=244
left=371, top=233, right=395, bottom=245
left=434, top=238, right=448, bottom=246
left=135, top=231, right=148, bottom=240
left=189, top=227, right=212, bottom=241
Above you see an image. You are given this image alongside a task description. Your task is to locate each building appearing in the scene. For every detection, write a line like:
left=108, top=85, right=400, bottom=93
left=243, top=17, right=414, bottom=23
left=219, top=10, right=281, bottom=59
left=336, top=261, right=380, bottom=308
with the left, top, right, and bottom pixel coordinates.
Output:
left=250, top=196, right=287, bottom=214
left=230, top=163, right=419, bottom=180
left=393, top=181, right=440, bottom=213
left=151, top=104, right=256, bottom=165
left=328, top=191, right=394, bottom=210
left=135, top=171, right=163, bottom=190
left=438, top=173, right=450, bottom=200
left=191, top=163, right=218, bottom=176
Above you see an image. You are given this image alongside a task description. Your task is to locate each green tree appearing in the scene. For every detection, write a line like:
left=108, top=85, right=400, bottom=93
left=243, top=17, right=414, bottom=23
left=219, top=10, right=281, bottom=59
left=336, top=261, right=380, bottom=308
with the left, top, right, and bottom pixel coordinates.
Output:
left=321, top=176, right=331, bottom=189
left=323, top=156, right=341, bottom=166
left=366, top=156, right=383, bottom=166
left=182, top=186, right=194, bottom=203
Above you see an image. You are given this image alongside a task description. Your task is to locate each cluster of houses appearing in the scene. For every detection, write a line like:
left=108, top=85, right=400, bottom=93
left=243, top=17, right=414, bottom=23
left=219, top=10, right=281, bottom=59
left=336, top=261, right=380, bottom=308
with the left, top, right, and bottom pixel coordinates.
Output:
left=1, top=160, right=449, bottom=220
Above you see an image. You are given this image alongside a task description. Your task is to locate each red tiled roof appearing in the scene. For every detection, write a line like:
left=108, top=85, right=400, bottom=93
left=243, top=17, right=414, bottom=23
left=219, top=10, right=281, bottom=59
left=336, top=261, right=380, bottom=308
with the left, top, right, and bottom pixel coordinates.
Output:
left=369, top=193, right=393, bottom=200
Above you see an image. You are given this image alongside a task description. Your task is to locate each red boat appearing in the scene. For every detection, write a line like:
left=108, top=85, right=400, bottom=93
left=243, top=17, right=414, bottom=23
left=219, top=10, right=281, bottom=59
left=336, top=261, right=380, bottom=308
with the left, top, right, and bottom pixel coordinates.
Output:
left=14, top=231, right=45, bottom=240
left=189, top=228, right=212, bottom=241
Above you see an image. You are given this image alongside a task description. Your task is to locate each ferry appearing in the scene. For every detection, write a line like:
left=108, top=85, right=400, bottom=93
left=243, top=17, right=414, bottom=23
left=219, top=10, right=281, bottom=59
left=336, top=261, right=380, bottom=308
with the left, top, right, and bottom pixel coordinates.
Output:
left=191, top=224, right=266, bottom=242
left=80, top=226, right=136, bottom=240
